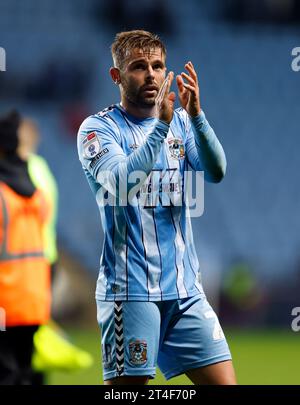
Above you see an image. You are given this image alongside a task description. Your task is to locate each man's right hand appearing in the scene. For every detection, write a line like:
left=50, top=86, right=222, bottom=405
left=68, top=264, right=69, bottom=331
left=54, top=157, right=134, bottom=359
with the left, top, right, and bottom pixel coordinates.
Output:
left=156, top=72, right=176, bottom=124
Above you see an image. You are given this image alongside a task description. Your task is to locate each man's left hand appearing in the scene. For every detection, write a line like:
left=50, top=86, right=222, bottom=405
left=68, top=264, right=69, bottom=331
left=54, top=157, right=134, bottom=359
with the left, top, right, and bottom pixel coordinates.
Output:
left=176, top=61, right=201, bottom=118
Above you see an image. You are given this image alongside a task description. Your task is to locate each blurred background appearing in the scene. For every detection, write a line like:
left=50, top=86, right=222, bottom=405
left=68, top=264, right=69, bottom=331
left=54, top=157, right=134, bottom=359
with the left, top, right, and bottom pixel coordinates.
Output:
left=1, top=0, right=300, bottom=385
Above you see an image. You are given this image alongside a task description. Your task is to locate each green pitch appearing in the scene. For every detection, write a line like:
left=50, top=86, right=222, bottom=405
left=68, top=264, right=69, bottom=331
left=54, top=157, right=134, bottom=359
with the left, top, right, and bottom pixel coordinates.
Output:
left=47, top=328, right=300, bottom=385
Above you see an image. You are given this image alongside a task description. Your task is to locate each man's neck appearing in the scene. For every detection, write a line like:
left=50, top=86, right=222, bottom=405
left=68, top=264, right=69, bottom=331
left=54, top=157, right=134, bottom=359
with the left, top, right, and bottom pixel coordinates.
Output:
left=120, top=98, right=157, bottom=120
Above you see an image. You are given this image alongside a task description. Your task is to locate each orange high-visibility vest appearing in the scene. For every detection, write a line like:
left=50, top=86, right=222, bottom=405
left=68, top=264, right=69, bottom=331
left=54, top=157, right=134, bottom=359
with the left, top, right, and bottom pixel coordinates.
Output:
left=0, top=182, right=51, bottom=327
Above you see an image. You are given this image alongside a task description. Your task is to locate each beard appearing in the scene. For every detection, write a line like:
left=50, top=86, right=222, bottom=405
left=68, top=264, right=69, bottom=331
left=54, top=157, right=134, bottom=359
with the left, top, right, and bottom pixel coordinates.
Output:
left=122, top=79, right=159, bottom=108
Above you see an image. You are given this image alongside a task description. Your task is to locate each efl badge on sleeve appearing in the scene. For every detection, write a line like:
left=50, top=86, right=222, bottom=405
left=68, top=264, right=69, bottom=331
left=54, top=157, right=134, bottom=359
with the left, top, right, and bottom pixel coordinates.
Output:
left=129, top=340, right=147, bottom=365
left=83, top=132, right=101, bottom=159
left=168, top=138, right=185, bottom=160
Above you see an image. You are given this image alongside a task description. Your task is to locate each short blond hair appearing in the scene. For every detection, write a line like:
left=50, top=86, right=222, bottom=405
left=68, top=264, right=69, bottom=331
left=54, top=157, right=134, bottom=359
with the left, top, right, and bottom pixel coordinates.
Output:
left=111, top=30, right=166, bottom=69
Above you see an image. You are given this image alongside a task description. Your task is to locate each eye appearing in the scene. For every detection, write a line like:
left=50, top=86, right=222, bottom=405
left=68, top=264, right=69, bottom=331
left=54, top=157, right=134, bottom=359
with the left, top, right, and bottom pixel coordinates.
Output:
left=134, top=63, right=146, bottom=70
left=153, top=64, right=163, bottom=70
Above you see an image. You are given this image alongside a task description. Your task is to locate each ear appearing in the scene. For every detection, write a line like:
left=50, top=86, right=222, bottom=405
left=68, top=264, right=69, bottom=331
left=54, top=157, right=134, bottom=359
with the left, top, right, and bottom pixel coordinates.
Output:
left=110, top=67, right=121, bottom=85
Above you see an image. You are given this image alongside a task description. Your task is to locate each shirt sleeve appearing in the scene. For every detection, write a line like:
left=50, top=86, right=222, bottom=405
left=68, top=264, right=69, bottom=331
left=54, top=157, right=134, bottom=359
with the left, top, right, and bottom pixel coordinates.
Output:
left=184, top=110, right=227, bottom=183
left=77, top=115, right=170, bottom=198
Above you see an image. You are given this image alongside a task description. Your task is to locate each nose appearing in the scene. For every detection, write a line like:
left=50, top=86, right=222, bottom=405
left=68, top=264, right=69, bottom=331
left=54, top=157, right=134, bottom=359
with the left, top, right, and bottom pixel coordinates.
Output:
left=145, top=65, right=155, bottom=80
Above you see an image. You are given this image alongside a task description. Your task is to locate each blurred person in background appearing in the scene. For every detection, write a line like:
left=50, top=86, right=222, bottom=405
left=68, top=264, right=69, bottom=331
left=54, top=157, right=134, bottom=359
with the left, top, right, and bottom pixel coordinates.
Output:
left=78, top=30, right=236, bottom=385
left=17, top=119, right=59, bottom=280
left=0, top=111, right=51, bottom=385
left=17, top=119, right=93, bottom=384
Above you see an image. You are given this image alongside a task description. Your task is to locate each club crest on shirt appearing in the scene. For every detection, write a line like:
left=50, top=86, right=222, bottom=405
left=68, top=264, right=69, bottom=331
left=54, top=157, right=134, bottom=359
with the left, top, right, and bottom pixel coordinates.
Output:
left=129, top=340, right=147, bottom=365
left=83, top=132, right=101, bottom=159
left=168, top=138, right=185, bottom=160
